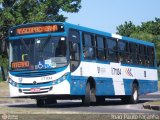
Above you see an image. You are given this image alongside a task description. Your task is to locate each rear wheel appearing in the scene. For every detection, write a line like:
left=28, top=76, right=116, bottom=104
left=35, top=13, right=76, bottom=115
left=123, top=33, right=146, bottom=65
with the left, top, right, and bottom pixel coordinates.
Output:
left=130, top=83, right=139, bottom=104
left=121, top=83, right=139, bottom=104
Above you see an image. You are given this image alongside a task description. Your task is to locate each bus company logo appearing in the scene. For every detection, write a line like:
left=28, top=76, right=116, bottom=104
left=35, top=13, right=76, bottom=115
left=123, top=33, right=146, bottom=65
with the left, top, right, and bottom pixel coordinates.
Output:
left=97, top=67, right=100, bottom=73
left=97, top=67, right=106, bottom=74
left=125, top=68, right=133, bottom=77
left=33, top=81, right=37, bottom=85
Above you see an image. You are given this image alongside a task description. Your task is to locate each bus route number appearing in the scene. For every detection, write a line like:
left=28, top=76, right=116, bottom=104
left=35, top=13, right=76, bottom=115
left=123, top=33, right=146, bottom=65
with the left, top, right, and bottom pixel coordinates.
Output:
left=111, top=67, right=121, bottom=75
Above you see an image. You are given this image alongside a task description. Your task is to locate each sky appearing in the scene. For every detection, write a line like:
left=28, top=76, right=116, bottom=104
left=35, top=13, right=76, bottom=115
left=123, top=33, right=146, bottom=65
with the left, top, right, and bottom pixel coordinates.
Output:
left=64, top=0, right=160, bottom=34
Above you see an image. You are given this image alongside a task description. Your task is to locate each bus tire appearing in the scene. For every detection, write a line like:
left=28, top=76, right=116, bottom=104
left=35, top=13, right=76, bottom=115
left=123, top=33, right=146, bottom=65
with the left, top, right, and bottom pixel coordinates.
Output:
left=82, top=82, right=91, bottom=106
left=36, top=99, right=45, bottom=107
left=121, top=83, right=139, bottom=104
left=46, top=99, right=57, bottom=105
left=130, top=83, right=139, bottom=104
left=96, top=96, right=105, bottom=105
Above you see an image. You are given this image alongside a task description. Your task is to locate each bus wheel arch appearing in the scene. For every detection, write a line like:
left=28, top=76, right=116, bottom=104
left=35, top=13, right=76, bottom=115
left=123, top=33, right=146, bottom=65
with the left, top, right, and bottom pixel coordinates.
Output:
left=121, top=79, right=139, bottom=104
left=82, top=76, right=96, bottom=106
left=131, top=79, right=139, bottom=104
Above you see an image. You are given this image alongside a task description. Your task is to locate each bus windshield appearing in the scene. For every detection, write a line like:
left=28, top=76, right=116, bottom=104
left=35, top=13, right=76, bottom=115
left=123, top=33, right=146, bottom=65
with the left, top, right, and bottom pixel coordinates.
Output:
left=9, top=36, right=68, bottom=71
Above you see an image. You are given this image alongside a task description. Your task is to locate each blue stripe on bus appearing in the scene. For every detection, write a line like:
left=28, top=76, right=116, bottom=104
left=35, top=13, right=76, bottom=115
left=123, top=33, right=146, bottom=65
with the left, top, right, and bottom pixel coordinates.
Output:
left=70, top=76, right=86, bottom=95
left=123, top=79, right=158, bottom=95
left=71, top=76, right=158, bottom=96
left=9, top=33, right=67, bottom=40
left=19, top=81, right=53, bottom=88
left=95, top=77, right=114, bottom=96
left=138, top=80, right=158, bottom=94
left=122, top=36, right=154, bottom=46
left=70, top=76, right=115, bottom=96
left=10, top=66, right=67, bottom=77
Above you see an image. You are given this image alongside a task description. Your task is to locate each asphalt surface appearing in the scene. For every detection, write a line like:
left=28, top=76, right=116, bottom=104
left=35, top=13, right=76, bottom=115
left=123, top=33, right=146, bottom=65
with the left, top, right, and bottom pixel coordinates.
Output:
left=0, top=93, right=160, bottom=114
left=0, top=93, right=160, bottom=120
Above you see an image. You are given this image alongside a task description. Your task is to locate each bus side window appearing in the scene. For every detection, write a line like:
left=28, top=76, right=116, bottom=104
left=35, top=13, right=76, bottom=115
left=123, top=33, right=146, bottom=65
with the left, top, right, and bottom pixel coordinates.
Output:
left=83, top=33, right=95, bottom=59
left=135, top=44, right=140, bottom=64
left=148, top=47, right=155, bottom=66
left=96, top=36, right=105, bottom=60
left=106, top=38, right=117, bottom=62
left=129, top=42, right=136, bottom=64
left=104, top=38, right=109, bottom=60
left=139, top=45, right=146, bottom=65
left=68, top=29, right=80, bottom=72
left=118, top=40, right=128, bottom=63
left=143, top=45, right=148, bottom=66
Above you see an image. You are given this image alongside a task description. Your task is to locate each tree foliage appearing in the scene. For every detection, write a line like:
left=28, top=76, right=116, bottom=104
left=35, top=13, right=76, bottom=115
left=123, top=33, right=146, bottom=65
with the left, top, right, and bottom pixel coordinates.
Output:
left=116, top=18, right=160, bottom=37
left=116, top=21, right=136, bottom=37
left=116, top=18, right=160, bottom=61
left=0, top=0, right=81, bottom=81
left=0, top=0, right=81, bottom=54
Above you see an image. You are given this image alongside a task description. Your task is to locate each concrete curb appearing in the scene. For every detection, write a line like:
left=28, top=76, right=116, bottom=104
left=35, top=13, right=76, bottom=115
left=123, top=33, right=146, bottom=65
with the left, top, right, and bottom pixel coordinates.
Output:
left=143, top=104, right=160, bottom=111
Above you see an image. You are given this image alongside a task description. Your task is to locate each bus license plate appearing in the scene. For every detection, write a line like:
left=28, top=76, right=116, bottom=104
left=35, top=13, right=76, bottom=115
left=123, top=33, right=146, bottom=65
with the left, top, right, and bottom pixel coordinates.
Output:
left=30, top=88, right=40, bottom=92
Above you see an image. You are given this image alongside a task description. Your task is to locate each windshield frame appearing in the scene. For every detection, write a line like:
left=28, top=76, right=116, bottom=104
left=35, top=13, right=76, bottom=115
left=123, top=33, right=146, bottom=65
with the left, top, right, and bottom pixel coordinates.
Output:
left=8, top=35, right=69, bottom=72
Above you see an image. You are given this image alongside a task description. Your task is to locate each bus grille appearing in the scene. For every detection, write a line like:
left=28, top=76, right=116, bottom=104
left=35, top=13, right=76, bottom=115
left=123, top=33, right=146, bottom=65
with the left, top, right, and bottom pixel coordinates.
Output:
left=20, top=87, right=52, bottom=94
left=10, top=71, right=56, bottom=77
left=19, top=81, right=53, bottom=94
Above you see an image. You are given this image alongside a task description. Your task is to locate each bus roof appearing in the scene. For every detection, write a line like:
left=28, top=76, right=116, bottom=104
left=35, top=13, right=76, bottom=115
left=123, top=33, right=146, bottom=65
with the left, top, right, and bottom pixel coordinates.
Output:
left=64, top=22, right=155, bottom=47
left=10, top=22, right=155, bottom=47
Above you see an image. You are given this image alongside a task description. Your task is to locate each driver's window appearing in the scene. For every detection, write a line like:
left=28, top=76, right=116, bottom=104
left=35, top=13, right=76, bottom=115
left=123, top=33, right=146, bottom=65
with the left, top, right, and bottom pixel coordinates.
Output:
left=68, top=29, right=80, bottom=72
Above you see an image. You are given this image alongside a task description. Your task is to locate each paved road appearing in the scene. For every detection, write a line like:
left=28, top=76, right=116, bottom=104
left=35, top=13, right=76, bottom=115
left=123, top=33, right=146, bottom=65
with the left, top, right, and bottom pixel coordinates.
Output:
left=0, top=94, right=160, bottom=114
left=11, top=100, right=159, bottom=113
left=0, top=94, right=160, bottom=120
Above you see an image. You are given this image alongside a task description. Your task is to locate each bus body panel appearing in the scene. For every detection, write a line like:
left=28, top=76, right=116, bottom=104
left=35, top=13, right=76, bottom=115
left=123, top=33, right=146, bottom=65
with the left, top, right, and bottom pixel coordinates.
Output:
left=71, top=61, right=158, bottom=96
left=9, top=66, right=71, bottom=97
left=7, top=22, right=158, bottom=102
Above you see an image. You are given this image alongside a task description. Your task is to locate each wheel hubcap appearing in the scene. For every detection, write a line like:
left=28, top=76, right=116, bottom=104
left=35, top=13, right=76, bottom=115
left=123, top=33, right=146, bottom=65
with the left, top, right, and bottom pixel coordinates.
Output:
left=133, top=90, right=138, bottom=101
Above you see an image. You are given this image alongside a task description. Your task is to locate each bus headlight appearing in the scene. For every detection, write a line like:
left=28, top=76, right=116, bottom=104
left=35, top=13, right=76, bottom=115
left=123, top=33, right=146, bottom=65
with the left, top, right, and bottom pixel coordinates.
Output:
left=8, top=77, right=19, bottom=87
left=53, top=73, right=69, bottom=85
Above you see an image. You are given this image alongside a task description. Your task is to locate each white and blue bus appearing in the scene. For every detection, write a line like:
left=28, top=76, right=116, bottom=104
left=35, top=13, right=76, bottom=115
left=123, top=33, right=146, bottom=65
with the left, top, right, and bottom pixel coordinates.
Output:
left=8, top=22, right=158, bottom=106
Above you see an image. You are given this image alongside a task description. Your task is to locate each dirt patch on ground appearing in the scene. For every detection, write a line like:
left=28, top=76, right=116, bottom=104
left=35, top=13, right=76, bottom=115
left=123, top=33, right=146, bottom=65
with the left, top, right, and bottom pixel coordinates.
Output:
left=0, top=82, right=34, bottom=104
left=0, top=81, right=9, bottom=97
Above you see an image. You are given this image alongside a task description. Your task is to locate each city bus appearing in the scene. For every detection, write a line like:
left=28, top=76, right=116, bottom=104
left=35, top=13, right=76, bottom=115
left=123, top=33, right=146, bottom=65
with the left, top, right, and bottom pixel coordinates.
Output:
left=7, top=22, right=158, bottom=106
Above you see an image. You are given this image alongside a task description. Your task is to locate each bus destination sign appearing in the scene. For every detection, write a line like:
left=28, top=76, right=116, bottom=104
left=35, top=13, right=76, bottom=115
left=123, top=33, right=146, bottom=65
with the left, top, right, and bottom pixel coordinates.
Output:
left=10, top=24, right=64, bottom=36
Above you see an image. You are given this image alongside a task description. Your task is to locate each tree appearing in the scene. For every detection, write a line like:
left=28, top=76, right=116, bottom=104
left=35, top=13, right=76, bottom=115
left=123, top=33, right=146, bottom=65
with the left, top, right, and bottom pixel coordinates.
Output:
left=116, top=18, right=160, bottom=37
left=0, top=0, right=82, bottom=81
left=116, top=18, right=160, bottom=62
left=140, top=18, right=160, bottom=35
left=116, top=21, right=136, bottom=37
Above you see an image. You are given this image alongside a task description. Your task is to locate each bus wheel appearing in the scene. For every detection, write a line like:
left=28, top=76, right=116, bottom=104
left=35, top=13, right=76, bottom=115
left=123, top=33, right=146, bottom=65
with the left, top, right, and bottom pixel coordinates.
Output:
left=130, top=83, right=139, bottom=104
left=121, top=83, right=139, bottom=104
left=36, top=99, right=45, bottom=107
left=96, top=96, right=105, bottom=105
left=82, top=82, right=91, bottom=106
left=46, top=99, right=57, bottom=105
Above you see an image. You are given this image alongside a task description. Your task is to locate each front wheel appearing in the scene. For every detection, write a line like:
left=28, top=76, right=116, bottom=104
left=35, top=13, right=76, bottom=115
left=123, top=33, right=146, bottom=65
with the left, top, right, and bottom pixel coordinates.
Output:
left=96, top=96, right=105, bottom=105
left=82, top=82, right=91, bottom=106
left=36, top=99, right=45, bottom=107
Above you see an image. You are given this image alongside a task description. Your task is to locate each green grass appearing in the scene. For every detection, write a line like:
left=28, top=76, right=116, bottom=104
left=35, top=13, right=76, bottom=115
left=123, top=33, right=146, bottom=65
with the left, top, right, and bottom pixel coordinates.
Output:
left=0, top=74, right=2, bottom=82
left=145, top=101, right=160, bottom=106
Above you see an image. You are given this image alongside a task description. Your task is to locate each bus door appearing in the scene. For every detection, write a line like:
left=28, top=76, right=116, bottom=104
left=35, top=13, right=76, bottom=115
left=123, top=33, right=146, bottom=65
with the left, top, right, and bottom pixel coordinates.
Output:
left=68, top=29, right=80, bottom=72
